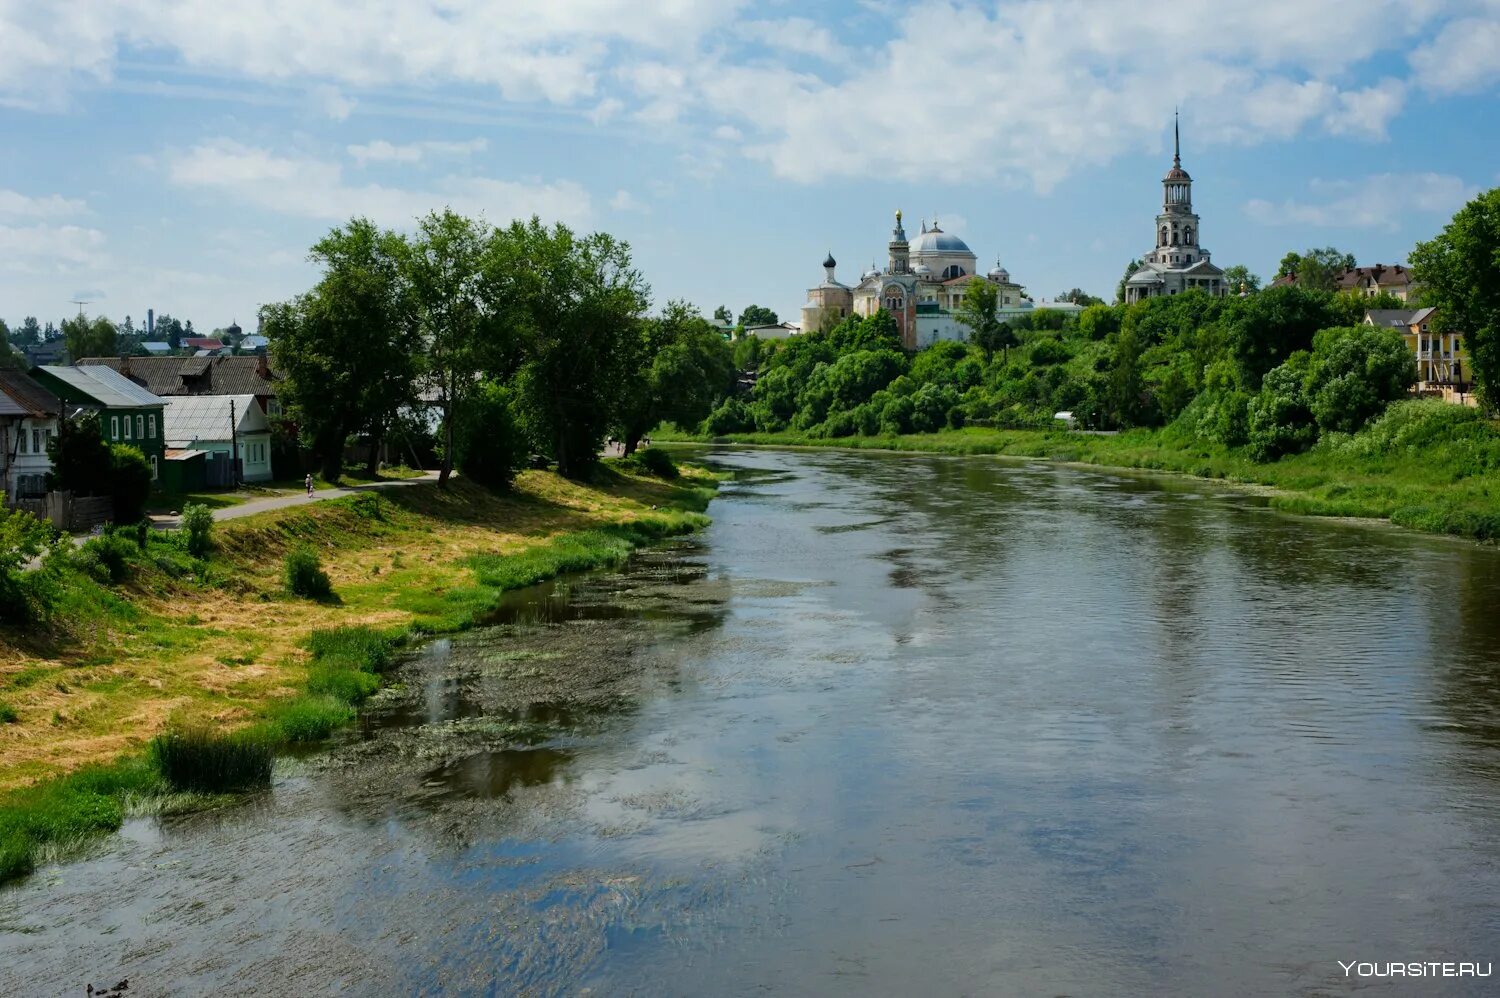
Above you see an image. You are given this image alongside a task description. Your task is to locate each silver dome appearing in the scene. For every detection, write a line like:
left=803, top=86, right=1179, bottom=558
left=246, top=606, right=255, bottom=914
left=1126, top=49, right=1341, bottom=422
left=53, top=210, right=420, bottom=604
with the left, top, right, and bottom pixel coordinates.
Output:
left=908, top=227, right=973, bottom=255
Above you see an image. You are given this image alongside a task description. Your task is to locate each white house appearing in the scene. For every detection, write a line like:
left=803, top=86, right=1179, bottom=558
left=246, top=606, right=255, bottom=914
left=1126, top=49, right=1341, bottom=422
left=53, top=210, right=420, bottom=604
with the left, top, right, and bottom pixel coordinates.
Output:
left=162, top=393, right=273, bottom=483
left=0, top=369, right=62, bottom=502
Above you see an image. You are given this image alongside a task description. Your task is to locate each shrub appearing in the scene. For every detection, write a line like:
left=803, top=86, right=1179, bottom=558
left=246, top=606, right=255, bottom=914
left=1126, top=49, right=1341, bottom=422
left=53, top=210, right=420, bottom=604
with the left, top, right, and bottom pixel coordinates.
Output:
left=150, top=728, right=273, bottom=793
left=109, top=444, right=154, bottom=524
left=74, top=533, right=138, bottom=584
left=1306, top=326, right=1418, bottom=434
left=284, top=547, right=333, bottom=600
left=180, top=503, right=214, bottom=557
left=636, top=447, right=679, bottom=478
left=702, top=397, right=755, bottom=436
left=0, top=701, right=16, bottom=723
left=0, top=509, right=61, bottom=625
left=1247, top=354, right=1317, bottom=461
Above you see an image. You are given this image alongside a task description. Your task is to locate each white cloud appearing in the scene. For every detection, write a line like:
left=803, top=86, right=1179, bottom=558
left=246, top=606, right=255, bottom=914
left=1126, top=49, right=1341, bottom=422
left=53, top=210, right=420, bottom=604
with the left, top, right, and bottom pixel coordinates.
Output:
left=312, top=84, right=355, bottom=121
left=609, top=189, right=647, bottom=211
left=167, top=138, right=592, bottom=228
left=347, top=138, right=488, bottom=166
left=0, top=223, right=107, bottom=271
left=1243, top=173, right=1478, bottom=230
left=737, top=18, right=849, bottom=63
left=0, top=190, right=87, bottom=220
left=1409, top=7, right=1500, bottom=93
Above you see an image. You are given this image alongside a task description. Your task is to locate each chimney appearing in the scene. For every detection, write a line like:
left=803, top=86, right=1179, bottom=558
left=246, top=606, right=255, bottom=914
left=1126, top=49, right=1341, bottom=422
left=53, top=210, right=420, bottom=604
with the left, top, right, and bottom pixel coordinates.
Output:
left=146, top=308, right=154, bottom=336
left=256, top=351, right=269, bottom=379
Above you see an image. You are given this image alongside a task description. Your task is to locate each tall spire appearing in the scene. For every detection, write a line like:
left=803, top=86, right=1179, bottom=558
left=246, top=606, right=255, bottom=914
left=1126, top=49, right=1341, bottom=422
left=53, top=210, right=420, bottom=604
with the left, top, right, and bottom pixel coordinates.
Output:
left=1173, top=107, right=1181, bottom=168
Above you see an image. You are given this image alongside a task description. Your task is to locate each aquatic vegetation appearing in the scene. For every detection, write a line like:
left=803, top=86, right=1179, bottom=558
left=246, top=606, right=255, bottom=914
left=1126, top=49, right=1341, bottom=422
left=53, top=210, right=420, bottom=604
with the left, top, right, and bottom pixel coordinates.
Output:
left=265, top=695, right=356, bottom=744
left=150, top=728, right=274, bottom=794
left=0, top=757, right=162, bottom=881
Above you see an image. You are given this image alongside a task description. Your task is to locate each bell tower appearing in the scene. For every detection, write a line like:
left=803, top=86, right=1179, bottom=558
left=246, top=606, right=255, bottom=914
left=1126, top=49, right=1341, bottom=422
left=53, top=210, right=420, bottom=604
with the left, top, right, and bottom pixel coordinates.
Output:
left=888, top=209, right=910, bottom=274
left=1153, top=110, right=1201, bottom=265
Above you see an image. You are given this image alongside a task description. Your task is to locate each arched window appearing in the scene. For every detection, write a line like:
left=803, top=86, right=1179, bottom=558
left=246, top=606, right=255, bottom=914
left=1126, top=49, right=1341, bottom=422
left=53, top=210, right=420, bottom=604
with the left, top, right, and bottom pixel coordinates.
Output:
left=1160, top=226, right=1168, bottom=246
left=1184, top=226, right=1193, bottom=244
left=1171, top=229, right=1179, bottom=246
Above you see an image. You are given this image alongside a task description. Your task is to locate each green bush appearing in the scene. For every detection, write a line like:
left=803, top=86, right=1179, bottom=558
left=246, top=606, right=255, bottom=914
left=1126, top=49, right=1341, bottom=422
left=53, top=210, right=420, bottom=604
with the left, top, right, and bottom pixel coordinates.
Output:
left=74, top=532, right=138, bottom=584
left=150, top=728, right=273, bottom=793
left=1306, top=326, right=1418, bottom=434
left=0, top=509, right=61, bottom=625
left=180, top=503, right=214, bottom=557
left=636, top=447, right=679, bottom=478
left=0, top=701, right=17, bottom=723
left=284, top=547, right=333, bottom=600
left=702, top=397, right=755, bottom=436
left=454, top=380, right=527, bottom=490
left=109, top=444, right=154, bottom=524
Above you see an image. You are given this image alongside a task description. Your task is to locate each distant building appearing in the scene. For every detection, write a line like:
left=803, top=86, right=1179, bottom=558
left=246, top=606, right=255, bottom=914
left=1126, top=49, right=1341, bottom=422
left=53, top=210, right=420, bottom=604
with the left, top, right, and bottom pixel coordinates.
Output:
left=23, top=339, right=67, bottom=368
left=31, top=364, right=168, bottom=483
left=75, top=355, right=282, bottom=417
left=162, top=394, right=273, bottom=483
left=741, top=321, right=802, bottom=341
left=1364, top=307, right=1471, bottom=402
left=1124, top=114, right=1227, bottom=303
left=1275, top=264, right=1418, bottom=301
left=0, top=369, right=62, bottom=501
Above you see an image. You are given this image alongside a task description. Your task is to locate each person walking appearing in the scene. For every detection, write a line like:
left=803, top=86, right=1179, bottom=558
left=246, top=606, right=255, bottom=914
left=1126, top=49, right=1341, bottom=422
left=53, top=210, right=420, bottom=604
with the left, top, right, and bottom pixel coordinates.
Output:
left=305, top=473, right=314, bottom=498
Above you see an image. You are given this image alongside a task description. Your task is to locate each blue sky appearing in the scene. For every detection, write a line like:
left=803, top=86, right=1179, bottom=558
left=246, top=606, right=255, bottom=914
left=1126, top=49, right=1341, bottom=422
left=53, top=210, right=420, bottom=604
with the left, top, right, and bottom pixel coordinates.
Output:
left=2, top=0, right=1499, bottom=333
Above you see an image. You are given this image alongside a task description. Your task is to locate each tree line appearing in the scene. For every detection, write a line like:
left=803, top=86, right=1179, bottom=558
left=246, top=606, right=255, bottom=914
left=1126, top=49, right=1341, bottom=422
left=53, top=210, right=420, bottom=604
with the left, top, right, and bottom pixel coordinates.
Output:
left=262, top=211, right=736, bottom=484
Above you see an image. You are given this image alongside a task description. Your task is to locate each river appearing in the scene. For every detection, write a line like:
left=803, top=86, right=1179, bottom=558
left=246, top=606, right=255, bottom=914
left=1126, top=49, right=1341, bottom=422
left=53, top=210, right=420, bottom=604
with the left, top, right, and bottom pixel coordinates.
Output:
left=3, top=447, right=1499, bottom=995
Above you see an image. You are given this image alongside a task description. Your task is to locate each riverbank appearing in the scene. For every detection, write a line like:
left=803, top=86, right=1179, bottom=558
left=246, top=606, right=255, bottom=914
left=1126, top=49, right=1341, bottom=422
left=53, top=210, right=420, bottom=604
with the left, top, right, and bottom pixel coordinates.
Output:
left=0, top=463, right=716, bottom=881
left=659, top=400, right=1500, bottom=542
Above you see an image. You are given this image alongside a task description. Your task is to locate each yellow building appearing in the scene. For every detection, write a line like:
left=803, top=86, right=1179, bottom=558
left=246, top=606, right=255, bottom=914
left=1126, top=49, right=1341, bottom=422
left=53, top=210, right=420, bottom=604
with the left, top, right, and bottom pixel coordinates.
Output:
left=1364, top=307, right=1473, bottom=403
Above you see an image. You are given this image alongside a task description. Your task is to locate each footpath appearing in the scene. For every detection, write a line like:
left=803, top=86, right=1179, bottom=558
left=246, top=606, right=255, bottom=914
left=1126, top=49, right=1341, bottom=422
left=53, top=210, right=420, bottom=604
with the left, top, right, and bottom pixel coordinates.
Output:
left=149, top=471, right=441, bottom=529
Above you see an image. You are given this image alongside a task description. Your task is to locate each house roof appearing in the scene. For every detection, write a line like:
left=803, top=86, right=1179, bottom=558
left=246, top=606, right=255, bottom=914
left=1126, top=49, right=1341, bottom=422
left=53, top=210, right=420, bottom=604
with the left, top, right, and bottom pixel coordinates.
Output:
left=184, top=337, right=225, bottom=349
left=76, top=355, right=280, bottom=398
left=162, top=394, right=269, bottom=446
left=0, top=369, right=62, bottom=418
left=1365, top=309, right=1421, bottom=328
left=36, top=364, right=165, bottom=408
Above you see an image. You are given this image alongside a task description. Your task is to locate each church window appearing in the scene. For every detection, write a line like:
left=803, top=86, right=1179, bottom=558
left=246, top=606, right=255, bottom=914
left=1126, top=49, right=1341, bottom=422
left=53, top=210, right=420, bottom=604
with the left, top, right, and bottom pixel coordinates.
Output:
left=1184, top=226, right=1193, bottom=243
left=1171, top=229, right=1179, bottom=246
left=1161, top=226, right=1168, bottom=246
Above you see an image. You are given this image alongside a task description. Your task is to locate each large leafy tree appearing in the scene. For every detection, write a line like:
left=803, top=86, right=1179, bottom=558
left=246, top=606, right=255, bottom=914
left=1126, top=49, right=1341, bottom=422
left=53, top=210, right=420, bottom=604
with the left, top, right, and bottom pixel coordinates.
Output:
left=12, top=317, right=41, bottom=346
left=504, top=218, right=651, bottom=477
left=1305, top=326, right=1416, bottom=434
left=615, top=300, right=734, bottom=454
left=955, top=278, right=1015, bottom=362
left=406, top=210, right=508, bottom=485
left=1056, top=288, right=1104, bottom=306
left=263, top=217, right=417, bottom=481
left=1115, top=258, right=1143, bottom=304
left=61, top=314, right=117, bottom=359
left=737, top=304, right=778, bottom=327
left=1226, top=285, right=1344, bottom=389
left=1278, top=247, right=1356, bottom=290
left=1410, top=187, right=1500, bottom=406
left=1222, top=264, right=1261, bottom=294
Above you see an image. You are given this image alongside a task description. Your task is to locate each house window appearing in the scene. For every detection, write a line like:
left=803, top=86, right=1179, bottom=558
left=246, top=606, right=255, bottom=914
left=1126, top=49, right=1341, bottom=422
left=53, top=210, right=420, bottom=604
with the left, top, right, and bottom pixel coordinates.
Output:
left=135, top=415, right=144, bottom=439
left=149, top=414, right=157, bottom=438
left=123, top=416, right=132, bottom=440
left=18, top=427, right=26, bottom=454
left=112, top=415, right=120, bottom=438
left=32, top=428, right=44, bottom=453
left=150, top=455, right=158, bottom=481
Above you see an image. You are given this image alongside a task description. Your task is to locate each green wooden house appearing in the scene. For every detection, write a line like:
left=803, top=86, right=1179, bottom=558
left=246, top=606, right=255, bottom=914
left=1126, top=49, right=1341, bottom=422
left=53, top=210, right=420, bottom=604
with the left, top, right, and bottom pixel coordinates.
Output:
left=31, top=364, right=168, bottom=484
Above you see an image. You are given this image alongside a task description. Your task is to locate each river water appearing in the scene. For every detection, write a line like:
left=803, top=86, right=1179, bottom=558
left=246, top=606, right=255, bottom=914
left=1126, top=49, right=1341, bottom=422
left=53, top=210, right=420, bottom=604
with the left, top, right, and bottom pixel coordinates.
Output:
left=3, top=447, right=1499, bottom=995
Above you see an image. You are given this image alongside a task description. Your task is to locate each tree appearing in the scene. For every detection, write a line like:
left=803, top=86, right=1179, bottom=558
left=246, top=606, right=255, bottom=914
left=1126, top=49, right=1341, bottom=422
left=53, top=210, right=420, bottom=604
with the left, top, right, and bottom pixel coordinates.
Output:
left=1276, top=251, right=1302, bottom=279
left=1226, top=285, right=1344, bottom=389
left=1305, top=326, right=1416, bottom=434
left=955, top=278, right=1015, bottom=362
left=406, top=210, right=503, bottom=485
left=109, top=445, right=153, bottom=522
left=453, top=380, right=527, bottom=490
left=46, top=412, right=113, bottom=495
left=615, top=299, right=735, bottom=454
left=503, top=218, right=650, bottom=477
left=1297, top=247, right=1357, bottom=292
left=1116, top=259, right=1143, bottom=304
left=62, top=314, right=118, bottom=359
left=1247, top=353, right=1317, bottom=461
left=1410, top=187, right=1500, bottom=407
left=0, top=319, right=8, bottom=346
left=154, top=313, right=185, bottom=349
left=737, top=304, right=778, bottom=327
left=713, top=305, right=733, bottom=324
left=1222, top=265, right=1261, bottom=294
left=263, top=217, right=417, bottom=481
left=1057, top=288, right=1104, bottom=306
left=12, top=317, right=41, bottom=347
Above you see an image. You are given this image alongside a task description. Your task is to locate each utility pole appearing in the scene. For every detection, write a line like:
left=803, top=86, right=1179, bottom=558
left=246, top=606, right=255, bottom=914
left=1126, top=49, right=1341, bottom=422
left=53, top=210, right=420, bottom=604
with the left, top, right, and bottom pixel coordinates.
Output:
left=229, top=398, right=240, bottom=488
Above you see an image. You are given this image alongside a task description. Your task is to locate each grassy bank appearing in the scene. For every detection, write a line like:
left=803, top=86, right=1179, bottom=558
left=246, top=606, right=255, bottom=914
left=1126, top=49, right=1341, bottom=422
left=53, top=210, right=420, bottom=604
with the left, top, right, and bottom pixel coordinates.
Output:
left=0, top=462, right=715, bottom=881
left=661, top=399, right=1500, bottom=541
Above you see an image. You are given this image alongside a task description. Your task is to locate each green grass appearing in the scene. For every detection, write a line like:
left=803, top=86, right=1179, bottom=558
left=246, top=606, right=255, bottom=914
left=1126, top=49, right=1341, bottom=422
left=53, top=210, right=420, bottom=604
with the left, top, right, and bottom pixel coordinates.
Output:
left=150, top=728, right=274, bottom=794
left=0, top=468, right=720, bottom=883
left=665, top=400, right=1500, bottom=542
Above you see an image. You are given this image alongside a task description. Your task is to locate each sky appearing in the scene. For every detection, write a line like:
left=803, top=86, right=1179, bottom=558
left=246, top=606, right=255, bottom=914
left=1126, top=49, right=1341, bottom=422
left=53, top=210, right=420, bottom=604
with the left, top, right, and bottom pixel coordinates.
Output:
left=2, top=0, right=1499, bottom=334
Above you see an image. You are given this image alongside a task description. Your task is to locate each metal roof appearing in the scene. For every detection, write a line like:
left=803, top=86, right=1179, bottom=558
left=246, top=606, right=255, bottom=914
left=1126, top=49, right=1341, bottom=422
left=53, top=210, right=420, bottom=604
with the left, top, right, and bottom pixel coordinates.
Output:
left=162, top=394, right=269, bottom=446
left=37, top=364, right=164, bottom=408
left=0, top=369, right=62, bottom=418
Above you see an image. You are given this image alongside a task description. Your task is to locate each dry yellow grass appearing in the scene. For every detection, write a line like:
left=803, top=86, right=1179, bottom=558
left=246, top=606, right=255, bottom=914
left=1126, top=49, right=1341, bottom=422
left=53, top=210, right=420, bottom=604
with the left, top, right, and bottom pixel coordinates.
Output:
left=0, top=467, right=714, bottom=792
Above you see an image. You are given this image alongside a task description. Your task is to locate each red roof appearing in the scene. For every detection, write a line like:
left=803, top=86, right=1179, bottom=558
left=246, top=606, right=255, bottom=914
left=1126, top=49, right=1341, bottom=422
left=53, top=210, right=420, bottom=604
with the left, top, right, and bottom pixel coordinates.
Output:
left=184, top=337, right=225, bottom=349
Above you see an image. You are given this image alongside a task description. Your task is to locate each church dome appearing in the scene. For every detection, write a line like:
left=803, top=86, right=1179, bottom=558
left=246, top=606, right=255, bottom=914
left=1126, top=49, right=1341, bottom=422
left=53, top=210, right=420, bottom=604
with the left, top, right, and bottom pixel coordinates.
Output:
left=1164, top=164, right=1191, bottom=181
left=988, top=259, right=1010, bottom=282
left=823, top=251, right=836, bottom=269
left=913, top=263, right=933, bottom=276
left=909, top=227, right=973, bottom=255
